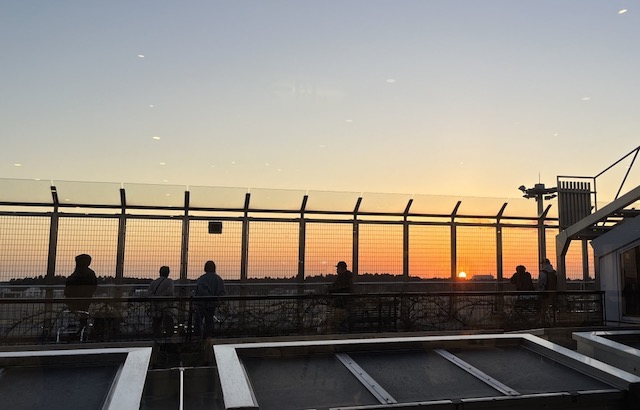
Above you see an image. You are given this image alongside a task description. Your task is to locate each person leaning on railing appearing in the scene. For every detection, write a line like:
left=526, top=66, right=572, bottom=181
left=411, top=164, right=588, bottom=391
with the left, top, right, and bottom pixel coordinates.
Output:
left=193, top=260, right=226, bottom=338
left=148, top=266, right=175, bottom=338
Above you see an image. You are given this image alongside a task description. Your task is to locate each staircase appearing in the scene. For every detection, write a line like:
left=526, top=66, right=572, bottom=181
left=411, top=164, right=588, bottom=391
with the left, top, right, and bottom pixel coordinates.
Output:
left=556, top=146, right=640, bottom=278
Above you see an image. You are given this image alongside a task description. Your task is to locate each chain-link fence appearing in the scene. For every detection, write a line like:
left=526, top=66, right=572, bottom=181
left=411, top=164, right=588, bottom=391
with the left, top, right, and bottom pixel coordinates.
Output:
left=0, top=181, right=594, bottom=284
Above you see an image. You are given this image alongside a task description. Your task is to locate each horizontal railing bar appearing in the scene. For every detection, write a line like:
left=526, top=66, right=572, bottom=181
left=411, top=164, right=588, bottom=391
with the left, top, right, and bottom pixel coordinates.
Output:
left=0, top=290, right=605, bottom=304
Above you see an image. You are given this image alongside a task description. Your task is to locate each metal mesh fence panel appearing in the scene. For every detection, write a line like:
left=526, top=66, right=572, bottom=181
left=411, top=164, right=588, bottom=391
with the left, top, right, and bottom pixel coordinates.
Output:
left=587, top=243, right=595, bottom=281
left=457, top=226, right=497, bottom=278
left=545, top=229, right=559, bottom=279
left=305, top=222, right=352, bottom=278
left=359, top=223, right=403, bottom=276
left=409, top=225, right=451, bottom=279
left=0, top=216, right=50, bottom=281
left=56, top=217, right=119, bottom=278
left=187, top=220, right=243, bottom=281
left=544, top=230, right=595, bottom=281
left=502, top=227, right=538, bottom=281
left=247, top=221, right=299, bottom=279
left=124, top=219, right=182, bottom=279
left=565, top=239, right=588, bottom=281
left=0, top=207, right=595, bottom=285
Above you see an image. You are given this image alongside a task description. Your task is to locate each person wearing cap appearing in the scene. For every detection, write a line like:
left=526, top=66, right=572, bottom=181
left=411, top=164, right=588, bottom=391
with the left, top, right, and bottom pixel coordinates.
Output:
left=327, top=261, right=354, bottom=332
left=328, top=261, right=354, bottom=294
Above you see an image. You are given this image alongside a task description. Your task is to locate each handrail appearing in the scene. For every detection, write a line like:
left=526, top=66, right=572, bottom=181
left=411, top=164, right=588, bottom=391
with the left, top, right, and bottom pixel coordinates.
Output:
left=0, top=290, right=604, bottom=304
left=595, top=145, right=640, bottom=206
left=0, top=291, right=605, bottom=346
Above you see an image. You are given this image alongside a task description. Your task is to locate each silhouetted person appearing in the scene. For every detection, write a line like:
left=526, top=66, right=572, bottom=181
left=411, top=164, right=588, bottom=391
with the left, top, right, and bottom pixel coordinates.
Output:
left=148, top=266, right=175, bottom=337
left=537, top=258, right=557, bottom=291
left=327, top=261, right=354, bottom=332
left=64, top=254, right=97, bottom=312
left=510, top=265, right=534, bottom=291
left=64, top=254, right=97, bottom=332
left=509, top=265, right=536, bottom=325
left=194, top=260, right=226, bottom=338
left=538, top=258, right=558, bottom=324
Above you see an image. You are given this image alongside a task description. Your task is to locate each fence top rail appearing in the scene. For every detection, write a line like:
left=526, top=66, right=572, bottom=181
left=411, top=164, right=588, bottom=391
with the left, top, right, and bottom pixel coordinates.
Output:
left=1, top=178, right=557, bottom=219
left=2, top=279, right=597, bottom=288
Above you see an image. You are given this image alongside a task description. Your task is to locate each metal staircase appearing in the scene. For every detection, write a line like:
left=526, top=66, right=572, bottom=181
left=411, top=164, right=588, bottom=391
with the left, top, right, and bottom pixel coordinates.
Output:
left=556, top=146, right=640, bottom=282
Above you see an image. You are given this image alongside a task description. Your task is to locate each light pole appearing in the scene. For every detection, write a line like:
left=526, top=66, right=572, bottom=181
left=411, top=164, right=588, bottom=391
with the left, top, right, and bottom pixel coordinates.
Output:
left=518, top=183, right=557, bottom=269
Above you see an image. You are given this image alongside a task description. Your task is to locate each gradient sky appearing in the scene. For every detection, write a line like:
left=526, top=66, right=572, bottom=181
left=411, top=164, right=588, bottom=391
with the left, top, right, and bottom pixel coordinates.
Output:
left=2, top=1, right=638, bottom=200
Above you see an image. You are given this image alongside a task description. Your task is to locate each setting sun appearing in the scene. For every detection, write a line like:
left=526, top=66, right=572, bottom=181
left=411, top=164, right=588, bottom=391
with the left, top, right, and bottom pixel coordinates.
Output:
left=458, top=272, right=467, bottom=279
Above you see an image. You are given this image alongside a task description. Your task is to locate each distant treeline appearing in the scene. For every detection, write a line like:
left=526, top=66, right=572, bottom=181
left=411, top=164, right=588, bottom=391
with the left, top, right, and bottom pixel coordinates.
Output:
left=5, top=273, right=443, bottom=287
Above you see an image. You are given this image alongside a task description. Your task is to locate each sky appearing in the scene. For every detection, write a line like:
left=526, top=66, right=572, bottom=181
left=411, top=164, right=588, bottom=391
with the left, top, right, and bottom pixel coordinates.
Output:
left=1, top=1, right=639, bottom=200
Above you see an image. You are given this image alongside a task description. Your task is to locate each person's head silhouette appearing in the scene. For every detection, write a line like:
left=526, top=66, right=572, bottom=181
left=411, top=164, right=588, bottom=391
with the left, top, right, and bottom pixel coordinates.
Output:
left=75, top=254, right=92, bottom=268
left=204, top=260, right=216, bottom=273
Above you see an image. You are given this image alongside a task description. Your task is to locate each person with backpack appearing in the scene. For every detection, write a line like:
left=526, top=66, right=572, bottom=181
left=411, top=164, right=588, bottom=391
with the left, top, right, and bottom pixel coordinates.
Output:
left=510, top=265, right=535, bottom=291
left=538, top=259, right=557, bottom=291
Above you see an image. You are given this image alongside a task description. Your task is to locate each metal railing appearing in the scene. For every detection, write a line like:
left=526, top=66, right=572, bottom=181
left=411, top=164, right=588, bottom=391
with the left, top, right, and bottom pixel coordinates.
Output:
left=0, top=290, right=604, bottom=345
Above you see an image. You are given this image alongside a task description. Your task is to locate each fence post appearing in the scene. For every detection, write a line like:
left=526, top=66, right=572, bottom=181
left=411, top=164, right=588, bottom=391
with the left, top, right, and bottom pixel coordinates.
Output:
left=352, top=197, right=362, bottom=275
left=239, top=193, right=251, bottom=330
left=402, top=198, right=413, bottom=280
left=43, top=185, right=60, bottom=341
left=180, top=190, right=190, bottom=282
left=450, top=201, right=461, bottom=283
left=115, top=188, right=127, bottom=286
left=297, top=195, right=308, bottom=331
left=241, top=193, right=250, bottom=282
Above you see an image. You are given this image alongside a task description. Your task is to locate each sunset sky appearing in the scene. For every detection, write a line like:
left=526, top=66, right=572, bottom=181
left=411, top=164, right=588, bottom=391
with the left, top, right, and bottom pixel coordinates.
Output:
left=1, top=1, right=639, bottom=200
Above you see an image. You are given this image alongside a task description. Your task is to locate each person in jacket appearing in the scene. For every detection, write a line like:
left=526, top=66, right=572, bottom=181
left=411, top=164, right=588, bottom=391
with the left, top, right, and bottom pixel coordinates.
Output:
left=327, top=261, right=355, bottom=331
left=64, top=254, right=97, bottom=312
left=148, top=266, right=175, bottom=337
left=194, top=260, right=226, bottom=338
left=64, top=254, right=97, bottom=331
left=510, top=265, right=534, bottom=291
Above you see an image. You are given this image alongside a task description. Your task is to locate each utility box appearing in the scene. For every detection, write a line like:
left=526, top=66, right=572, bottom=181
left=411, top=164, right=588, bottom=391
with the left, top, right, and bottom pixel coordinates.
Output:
left=208, top=221, right=223, bottom=234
